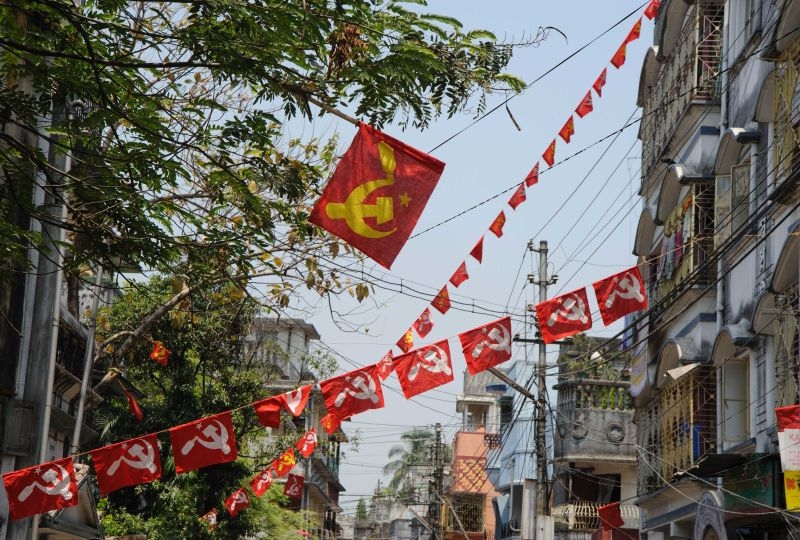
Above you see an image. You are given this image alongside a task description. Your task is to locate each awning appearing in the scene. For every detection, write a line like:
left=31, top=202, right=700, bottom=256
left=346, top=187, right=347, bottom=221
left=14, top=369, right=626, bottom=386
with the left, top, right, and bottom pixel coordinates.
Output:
left=633, top=207, right=656, bottom=257
left=710, top=322, right=758, bottom=367
left=665, top=362, right=700, bottom=382
left=771, top=219, right=800, bottom=294
left=751, top=290, right=778, bottom=335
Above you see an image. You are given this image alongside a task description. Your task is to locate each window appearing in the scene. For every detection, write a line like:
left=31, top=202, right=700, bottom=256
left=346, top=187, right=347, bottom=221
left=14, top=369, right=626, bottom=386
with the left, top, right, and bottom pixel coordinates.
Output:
left=714, top=174, right=731, bottom=249
left=730, top=162, right=751, bottom=235
left=722, top=358, right=749, bottom=445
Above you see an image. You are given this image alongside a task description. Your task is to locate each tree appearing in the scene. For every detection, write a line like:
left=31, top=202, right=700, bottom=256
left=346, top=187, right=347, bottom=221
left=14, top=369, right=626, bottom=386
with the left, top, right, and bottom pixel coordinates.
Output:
left=382, top=428, right=437, bottom=492
left=356, top=498, right=368, bottom=521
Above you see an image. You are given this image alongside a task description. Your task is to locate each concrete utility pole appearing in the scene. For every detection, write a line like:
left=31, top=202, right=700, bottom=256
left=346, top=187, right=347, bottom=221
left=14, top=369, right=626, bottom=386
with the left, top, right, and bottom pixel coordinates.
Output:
left=428, top=423, right=444, bottom=540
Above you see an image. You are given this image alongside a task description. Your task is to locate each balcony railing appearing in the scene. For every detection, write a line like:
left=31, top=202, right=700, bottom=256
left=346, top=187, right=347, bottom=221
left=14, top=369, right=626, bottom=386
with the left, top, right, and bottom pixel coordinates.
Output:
left=773, top=37, right=800, bottom=195
left=556, top=380, right=633, bottom=411
left=640, top=0, right=723, bottom=178
left=552, top=502, right=640, bottom=532
left=774, top=285, right=799, bottom=408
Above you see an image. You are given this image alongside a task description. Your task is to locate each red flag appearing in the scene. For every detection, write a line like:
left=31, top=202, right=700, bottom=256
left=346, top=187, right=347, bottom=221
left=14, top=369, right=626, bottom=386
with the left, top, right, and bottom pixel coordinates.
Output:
left=470, top=237, right=484, bottom=263
left=535, top=288, right=593, bottom=344
left=250, top=467, right=273, bottom=497
left=592, top=266, right=648, bottom=326
left=169, top=412, right=238, bottom=474
left=296, top=429, right=318, bottom=458
left=610, top=42, right=627, bottom=69
left=308, top=123, right=446, bottom=269
left=413, top=308, right=434, bottom=339
left=524, top=162, right=539, bottom=187
left=253, top=396, right=282, bottom=428
left=397, top=329, right=414, bottom=353
left=458, top=316, right=513, bottom=375
left=91, top=434, right=162, bottom=496
left=508, top=183, right=526, bottom=210
left=3, top=458, right=78, bottom=520
left=450, top=262, right=469, bottom=288
left=575, top=91, right=594, bottom=118
left=149, top=340, right=170, bottom=365
left=644, top=0, right=661, bottom=20
left=393, top=340, right=455, bottom=399
left=122, top=386, right=143, bottom=422
left=558, top=116, right=575, bottom=144
left=276, top=385, right=312, bottom=417
left=593, top=68, right=607, bottom=97
left=777, top=405, right=800, bottom=431
left=284, top=473, right=305, bottom=500
left=200, top=508, right=218, bottom=530
left=320, top=364, right=385, bottom=419
left=489, top=211, right=506, bottom=238
left=542, top=139, right=556, bottom=167
left=273, top=447, right=297, bottom=477
left=598, top=502, right=624, bottom=530
left=225, top=488, right=250, bottom=518
left=376, top=351, right=394, bottom=380
left=625, top=18, right=642, bottom=44
left=432, top=286, right=451, bottom=315
left=321, top=412, right=343, bottom=434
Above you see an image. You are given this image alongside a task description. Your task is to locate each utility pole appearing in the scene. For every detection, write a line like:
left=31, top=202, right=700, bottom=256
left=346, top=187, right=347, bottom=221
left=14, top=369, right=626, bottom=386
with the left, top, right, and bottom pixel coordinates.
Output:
left=428, top=423, right=444, bottom=540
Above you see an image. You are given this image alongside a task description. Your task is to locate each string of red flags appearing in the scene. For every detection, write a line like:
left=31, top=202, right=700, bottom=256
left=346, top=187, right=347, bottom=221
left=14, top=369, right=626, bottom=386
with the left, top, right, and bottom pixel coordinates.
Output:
left=308, top=122, right=446, bottom=270
left=3, top=458, right=79, bottom=521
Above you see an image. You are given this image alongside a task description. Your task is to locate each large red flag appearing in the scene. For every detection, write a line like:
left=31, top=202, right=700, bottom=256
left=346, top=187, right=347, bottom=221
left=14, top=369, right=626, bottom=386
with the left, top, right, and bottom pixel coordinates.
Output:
left=393, top=340, right=455, bottom=399
left=489, top=211, right=506, bottom=238
left=611, top=43, right=627, bottom=69
left=535, top=288, right=593, bottom=344
left=432, top=286, right=451, bottom=315
left=593, top=266, right=648, bottom=326
left=273, top=447, right=297, bottom=477
left=450, top=262, right=469, bottom=288
left=169, top=412, right=238, bottom=474
left=413, top=308, right=434, bottom=338
left=598, top=502, right=624, bottom=530
left=253, top=396, right=282, bottom=428
left=542, top=139, right=556, bottom=167
left=458, top=316, right=513, bottom=375
left=593, top=68, right=607, bottom=96
left=250, top=467, right=273, bottom=497
left=276, top=385, right=312, bottom=417
left=296, top=429, right=318, bottom=458
left=558, top=116, right=575, bottom=144
left=309, top=123, right=445, bottom=269
left=524, top=162, right=539, bottom=187
left=470, top=237, right=484, bottom=263
left=91, top=434, right=162, bottom=496
left=575, top=91, right=593, bottom=118
left=225, top=488, right=250, bottom=518
left=397, top=329, right=414, bottom=353
left=284, top=473, right=305, bottom=500
left=3, top=458, right=78, bottom=520
left=644, top=0, right=661, bottom=19
left=508, top=183, right=527, bottom=210
left=320, top=364, right=385, bottom=419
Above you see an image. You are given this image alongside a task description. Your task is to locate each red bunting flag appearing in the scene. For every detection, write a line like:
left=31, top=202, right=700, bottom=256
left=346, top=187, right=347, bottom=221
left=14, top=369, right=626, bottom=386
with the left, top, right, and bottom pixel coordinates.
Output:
left=593, top=266, right=648, bottom=326
left=489, top=211, right=506, bottom=238
left=450, top=262, right=469, bottom=288
left=413, top=308, right=434, bottom=338
left=296, top=429, right=318, bottom=458
left=284, top=473, right=305, bottom=500
left=169, top=412, right=238, bottom=474
left=200, top=508, right=218, bottom=530
left=610, top=42, right=627, bottom=69
left=321, top=412, right=343, bottom=434
left=542, top=139, right=556, bottom=167
left=508, top=183, right=526, bottom=210
left=122, top=386, right=143, bottom=422
left=3, top=458, right=78, bottom=520
left=625, top=18, right=642, bottom=44
left=253, top=396, right=282, bottom=428
left=593, top=68, right=607, bottom=97
left=250, top=467, right=273, bottom=497
left=149, top=340, right=170, bottom=365
left=225, top=488, right=250, bottom=518
left=644, top=0, right=661, bottom=19
left=393, top=340, right=455, bottom=399
left=458, top=316, right=513, bottom=375
left=397, top=329, right=414, bottom=353
left=524, top=162, right=539, bottom=187
left=558, top=116, right=575, bottom=144
left=432, top=286, right=451, bottom=315
left=91, top=434, right=162, bottom=496
left=575, top=91, right=593, bottom=118
left=470, top=237, right=484, bottom=263
left=376, top=351, right=395, bottom=380
left=598, top=502, right=624, bottom=530
left=273, top=447, right=297, bottom=477
left=320, top=364, right=385, bottom=419
left=535, top=288, right=593, bottom=344
left=276, top=385, right=312, bottom=417
left=309, top=123, right=446, bottom=269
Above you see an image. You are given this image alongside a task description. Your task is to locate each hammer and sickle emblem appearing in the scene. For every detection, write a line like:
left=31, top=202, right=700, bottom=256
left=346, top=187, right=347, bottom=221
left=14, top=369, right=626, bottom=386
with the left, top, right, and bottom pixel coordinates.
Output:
left=604, top=273, right=644, bottom=308
left=325, top=142, right=399, bottom=238
left=548, top=294, right=589, bottom=326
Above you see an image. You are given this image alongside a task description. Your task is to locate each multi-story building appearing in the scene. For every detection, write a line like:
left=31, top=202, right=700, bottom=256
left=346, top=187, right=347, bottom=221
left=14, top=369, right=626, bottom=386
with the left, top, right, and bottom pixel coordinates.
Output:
left=632, top=0, right=799, bottom=537
left=551, top=336, right=640, bottom=540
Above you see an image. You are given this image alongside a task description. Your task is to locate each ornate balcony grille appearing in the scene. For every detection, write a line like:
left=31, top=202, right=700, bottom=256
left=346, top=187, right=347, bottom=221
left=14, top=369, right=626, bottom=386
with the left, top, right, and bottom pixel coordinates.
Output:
left=556, top=380, right=633, bottom=411
left=636, top=394, right=663, bottom=495
left=773, top=37, right=800, bottom=190
left=551, top=502, right=640, bottom=532
left=775, top=284, right=800, bottom=408
left=443, top=493, right=484, bottom=533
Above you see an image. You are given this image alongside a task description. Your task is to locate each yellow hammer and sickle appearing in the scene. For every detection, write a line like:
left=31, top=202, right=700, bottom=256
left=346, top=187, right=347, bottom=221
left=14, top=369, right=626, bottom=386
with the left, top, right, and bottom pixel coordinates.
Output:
left=325, top=141, right=398, bottom=238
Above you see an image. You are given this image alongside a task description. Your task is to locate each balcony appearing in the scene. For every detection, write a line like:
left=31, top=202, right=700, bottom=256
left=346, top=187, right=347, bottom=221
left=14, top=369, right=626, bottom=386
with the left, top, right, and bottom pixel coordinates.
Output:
left=772, top=37, right=800, bottom=203
left=640, top=0, right=723, bottom=179
left=551, top=501, right=640, bottom=532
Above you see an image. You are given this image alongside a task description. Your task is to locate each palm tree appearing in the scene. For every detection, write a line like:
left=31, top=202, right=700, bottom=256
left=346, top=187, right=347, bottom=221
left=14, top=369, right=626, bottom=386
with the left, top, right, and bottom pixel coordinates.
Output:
left=382, top=428, right=435, bottom=492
